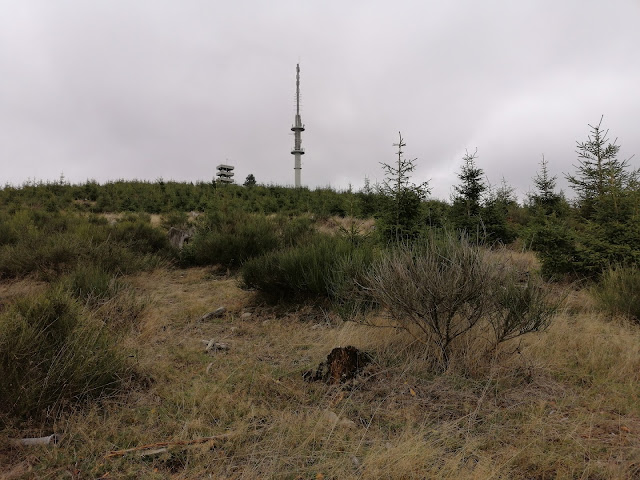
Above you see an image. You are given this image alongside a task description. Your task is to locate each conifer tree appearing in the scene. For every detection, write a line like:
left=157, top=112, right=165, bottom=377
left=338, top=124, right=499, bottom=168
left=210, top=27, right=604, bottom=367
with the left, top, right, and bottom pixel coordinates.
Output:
left=483, top=178, right=518, bottom=244
left=450, top=149, right=487, bottom=242
left=357, top=177, right=378, bottom=218
left=378, top=132, right=430, bottom=241
left=566, top=116, right=637, bottom=219
left=529, top=155, right=564, bottom=216
left=452, top=149, right=486, bottom=218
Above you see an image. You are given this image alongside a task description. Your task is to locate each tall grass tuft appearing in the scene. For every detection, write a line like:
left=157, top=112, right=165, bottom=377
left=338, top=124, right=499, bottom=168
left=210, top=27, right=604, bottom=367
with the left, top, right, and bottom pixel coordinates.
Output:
left=0, top=287, right=129, bottom=424
left=594, top=265, right=640, bottom=323
left=62, top=264, right=124, bottom=307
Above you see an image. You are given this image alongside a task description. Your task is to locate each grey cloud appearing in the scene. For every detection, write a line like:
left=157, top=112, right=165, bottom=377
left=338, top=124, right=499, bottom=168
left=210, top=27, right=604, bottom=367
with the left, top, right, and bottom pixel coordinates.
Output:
left=1, top=0, right=639, bottom=200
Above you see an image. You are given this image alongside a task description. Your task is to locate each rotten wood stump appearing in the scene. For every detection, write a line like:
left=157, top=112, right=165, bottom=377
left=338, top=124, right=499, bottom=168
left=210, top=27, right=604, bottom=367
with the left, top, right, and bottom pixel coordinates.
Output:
left=304, top=346, right=372, bottom=384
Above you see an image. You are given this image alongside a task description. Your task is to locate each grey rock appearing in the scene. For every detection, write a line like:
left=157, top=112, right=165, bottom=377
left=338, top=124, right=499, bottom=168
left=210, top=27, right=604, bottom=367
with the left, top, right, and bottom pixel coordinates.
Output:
left=167, top=226, right=195, bottom=249
left=201, top=307, right=226, bottom=321
left=202, top=339, right=230, bottom=352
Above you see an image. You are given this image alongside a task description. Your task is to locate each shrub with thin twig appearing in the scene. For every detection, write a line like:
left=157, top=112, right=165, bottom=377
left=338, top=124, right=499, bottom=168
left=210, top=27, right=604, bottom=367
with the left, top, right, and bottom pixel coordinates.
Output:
left=362, top=231, right=557, bottom=369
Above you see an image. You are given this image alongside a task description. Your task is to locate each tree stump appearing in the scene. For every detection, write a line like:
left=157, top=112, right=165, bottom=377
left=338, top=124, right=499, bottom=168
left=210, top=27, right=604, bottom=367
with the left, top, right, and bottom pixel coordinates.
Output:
left=304, top=346, right=372, bottom=384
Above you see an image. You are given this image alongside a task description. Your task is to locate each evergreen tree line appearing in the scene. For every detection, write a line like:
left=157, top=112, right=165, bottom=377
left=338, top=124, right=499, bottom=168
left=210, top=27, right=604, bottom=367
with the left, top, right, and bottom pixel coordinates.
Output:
left=1, top=118, right=638, bottom=279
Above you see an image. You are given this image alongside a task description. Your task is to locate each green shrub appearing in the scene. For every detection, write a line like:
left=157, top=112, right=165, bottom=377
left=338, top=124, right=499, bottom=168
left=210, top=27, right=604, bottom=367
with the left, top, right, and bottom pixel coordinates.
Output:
left=0, top=210, right=171, bottom=280
left=530, top=217, right=640, bottom=280
left=0, top=212, right=20, bottom=246
left=528, top=222, right=582, bottom=279
left=329, top=246, right=380, bottom=318
left=88, top=240, right=166, bottom=275
left=594, top=265, right=640, bottom=323
left=277, top=215, right=315, bottom=247
left=182, top=211, right=280, bottom=268
left=111, top=217, right=173, bottom=256
left=0, top=288, right=128, bottom=424
left=242, top=234, right=370, bottom=300
left=27, top=209, right=72, bottom=234
left=161, top=210, right=189, bottom=230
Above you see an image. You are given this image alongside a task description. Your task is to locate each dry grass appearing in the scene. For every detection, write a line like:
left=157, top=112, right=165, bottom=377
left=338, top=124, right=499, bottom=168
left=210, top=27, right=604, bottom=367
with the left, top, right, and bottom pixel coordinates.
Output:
left=99, top=213, right=163, bottom=227
left=483, top=245, right=540, bottom=273
left=0, top=277, right=48, bottom=305
left=1, top=266, right=640, bottom=479
left=315, top=216, right=376, bottom=237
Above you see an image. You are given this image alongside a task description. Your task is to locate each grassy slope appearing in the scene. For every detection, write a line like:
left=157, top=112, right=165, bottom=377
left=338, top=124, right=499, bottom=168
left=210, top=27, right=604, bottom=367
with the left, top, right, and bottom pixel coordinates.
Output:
left=1, top=265, right=640, bottom=479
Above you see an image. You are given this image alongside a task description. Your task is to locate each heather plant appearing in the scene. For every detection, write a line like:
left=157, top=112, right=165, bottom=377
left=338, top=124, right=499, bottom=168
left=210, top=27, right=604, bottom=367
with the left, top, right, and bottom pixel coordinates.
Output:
left=276, top=215, right=315, bottom=247
left=242, top=234, right=370, bottom=300
left=110, top=215, right=174, bottom=256
left=182, top=209, right=281, bottom=268
left=161, top=210, right=190, bottom=230
left=0, top=209, right=171, bottom=280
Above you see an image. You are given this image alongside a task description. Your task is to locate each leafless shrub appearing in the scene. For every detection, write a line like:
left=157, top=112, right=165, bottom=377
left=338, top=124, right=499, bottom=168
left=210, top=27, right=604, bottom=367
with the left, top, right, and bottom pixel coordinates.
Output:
left=363, top=231, right=557, bottom=370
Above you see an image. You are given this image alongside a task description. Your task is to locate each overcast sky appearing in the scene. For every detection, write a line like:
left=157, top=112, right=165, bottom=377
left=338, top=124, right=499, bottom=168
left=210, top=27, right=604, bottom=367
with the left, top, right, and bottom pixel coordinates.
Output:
left=1, top=1, right=639, bottom=201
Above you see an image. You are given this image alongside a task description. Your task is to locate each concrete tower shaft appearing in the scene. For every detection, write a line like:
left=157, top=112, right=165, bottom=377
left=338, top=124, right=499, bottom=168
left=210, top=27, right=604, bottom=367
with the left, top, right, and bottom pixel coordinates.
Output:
left=291, top=63, right=305, bottom=188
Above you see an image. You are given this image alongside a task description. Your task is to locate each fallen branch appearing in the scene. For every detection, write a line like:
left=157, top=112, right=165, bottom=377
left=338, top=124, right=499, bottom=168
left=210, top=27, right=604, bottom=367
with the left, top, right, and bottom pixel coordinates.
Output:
left=105, top=433, right=233, bottom=458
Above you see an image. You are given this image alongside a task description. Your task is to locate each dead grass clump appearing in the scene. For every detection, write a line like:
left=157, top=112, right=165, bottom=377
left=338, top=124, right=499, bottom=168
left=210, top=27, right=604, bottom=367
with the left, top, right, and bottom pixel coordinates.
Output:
left=526, top=311, right=640, bottom=388
left=483, top=244, right=541, bottom=274
left=0, top=276, right=48, bottom=306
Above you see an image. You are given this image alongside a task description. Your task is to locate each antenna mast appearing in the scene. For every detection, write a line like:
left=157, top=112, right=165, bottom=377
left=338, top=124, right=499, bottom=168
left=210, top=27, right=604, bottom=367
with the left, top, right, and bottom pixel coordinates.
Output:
left=291, top=63, right=305, bottom=187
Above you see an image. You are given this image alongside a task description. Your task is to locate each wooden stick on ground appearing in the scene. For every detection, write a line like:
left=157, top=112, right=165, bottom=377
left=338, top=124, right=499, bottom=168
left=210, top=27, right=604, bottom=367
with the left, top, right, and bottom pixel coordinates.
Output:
left=105, top=433, right=234, bottom=458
